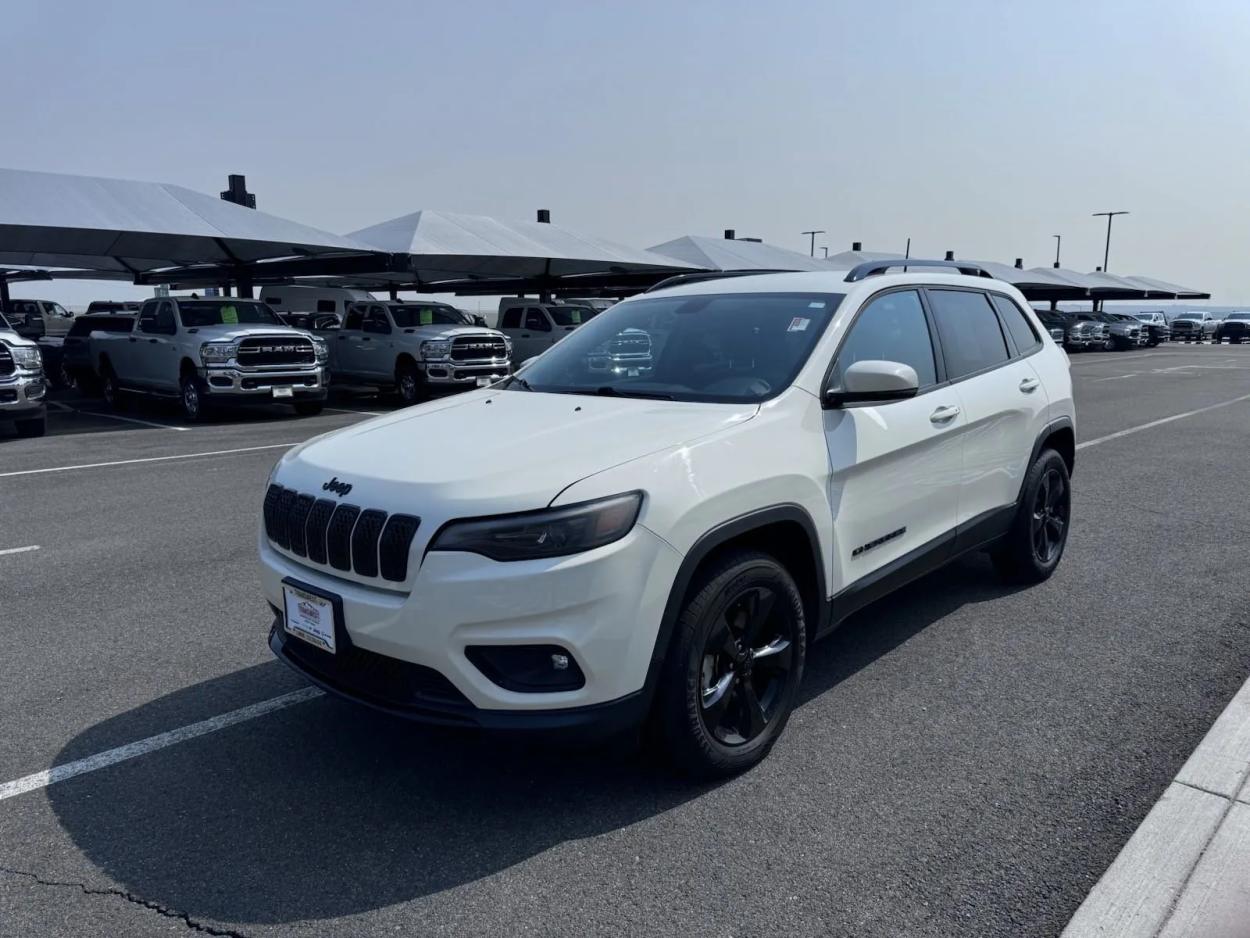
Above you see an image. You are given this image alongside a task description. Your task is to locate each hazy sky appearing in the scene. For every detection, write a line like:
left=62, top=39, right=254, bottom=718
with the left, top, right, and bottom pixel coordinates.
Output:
left=4, top=0, right=1249, bottom=306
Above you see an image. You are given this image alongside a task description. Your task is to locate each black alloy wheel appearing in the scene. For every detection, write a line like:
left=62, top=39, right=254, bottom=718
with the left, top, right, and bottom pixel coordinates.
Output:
left=1031, top=467, right=1069, bottom=565
left=698, top=586, right=795, bottom=746
left=655, top=549, right=806, bottom=779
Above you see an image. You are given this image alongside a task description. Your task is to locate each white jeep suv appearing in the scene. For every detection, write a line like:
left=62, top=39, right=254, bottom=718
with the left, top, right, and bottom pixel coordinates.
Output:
left=258, top=261, right=1075, bottom=777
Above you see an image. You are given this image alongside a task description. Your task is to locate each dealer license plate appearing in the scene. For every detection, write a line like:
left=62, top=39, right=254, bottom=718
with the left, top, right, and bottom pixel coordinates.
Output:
left=272, top=386, right=294, bottom=399
left=282, top=583, right=336, bottom=653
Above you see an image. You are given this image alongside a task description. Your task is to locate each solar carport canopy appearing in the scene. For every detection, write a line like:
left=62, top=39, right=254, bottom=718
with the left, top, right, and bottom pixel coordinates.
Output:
left=0, top=168, right=377, bottom=274
left=648, top=234, right=829, bottom=272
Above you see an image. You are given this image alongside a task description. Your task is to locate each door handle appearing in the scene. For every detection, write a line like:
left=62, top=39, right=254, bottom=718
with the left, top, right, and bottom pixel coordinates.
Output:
left=1019, top=377, right=1040, bottom=393
left=929, top=405, right=961, bottom=424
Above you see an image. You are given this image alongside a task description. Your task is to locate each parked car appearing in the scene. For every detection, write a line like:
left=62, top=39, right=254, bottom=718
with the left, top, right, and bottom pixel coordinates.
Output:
left=0, top=312, right=48, bottom=437
left=259, top=285, right=374, bottom=327
left=497, top=300, right=595, bottom=362
left=1063, top=313, right=1109, bottom=351
left=6, top=299, right=76, bottom=339
left=1097, top=312, right=1146, bottom=349
left=259, top=263, right=1075, bottom=777
left=92, top=297, right=328, bottom=421
left=1131, top=311, right=1171, bottom=346
left=61, top=312, right=138, bottom=391
left=324, top=301, right=511, bottom=405
left=84, top=301, right=142, bottom=316
left=1169, top=311, right=1219, bottom=342
left=1213, top=311, right=1250, bottom=344
left=1033, top=310, right=1069, bottom=346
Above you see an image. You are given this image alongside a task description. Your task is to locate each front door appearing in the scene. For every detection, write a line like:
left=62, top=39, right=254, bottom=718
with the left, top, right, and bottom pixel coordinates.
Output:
left=357, top=306, right=393, bottom=379
left=823, top=288, right=965, bottom=592
left=513, top=307, right=554, bottom=362
left=136, top=300, right=178, bottom=389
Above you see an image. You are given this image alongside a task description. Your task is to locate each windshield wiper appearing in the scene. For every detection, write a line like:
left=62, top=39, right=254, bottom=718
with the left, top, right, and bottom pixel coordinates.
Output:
left=595, top=386, right=675, bottom=401
left=508, top=374, right=536, bottom=392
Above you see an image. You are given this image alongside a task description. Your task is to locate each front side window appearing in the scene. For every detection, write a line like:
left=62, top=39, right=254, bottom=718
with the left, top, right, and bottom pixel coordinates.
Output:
left=511, top=291, right=843, bottom=404
left=343, top=305, right=365, bottom=330
left=830, top=290, right=936, bottom=389
left=364, top=308, right=391, bottom=334
left=927, top=289, right=1010, bottom=379
left=990, top=294, right=1041, bottom=354
left=177, top=301, right=280, bottom=327
left=524, top=309, right=551, bottom=332
left=500, top=308, right=522, bottom=329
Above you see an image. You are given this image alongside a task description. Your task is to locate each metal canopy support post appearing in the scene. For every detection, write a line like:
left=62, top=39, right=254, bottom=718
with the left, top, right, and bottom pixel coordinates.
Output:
left=389, top=286, right=398, bottom=301
left=0, top=276, right=9, bottom=316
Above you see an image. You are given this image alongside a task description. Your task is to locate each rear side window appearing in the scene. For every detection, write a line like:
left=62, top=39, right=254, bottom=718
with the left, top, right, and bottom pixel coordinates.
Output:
left=500, top=308, right=522, bottom=329
left=990, top=294, right=1041, bottom=354
left=832, top=289, right=936, bottom=388
left=343, top=306, right=364, bottom=330
left=927, top=290, right=1010, bottom=379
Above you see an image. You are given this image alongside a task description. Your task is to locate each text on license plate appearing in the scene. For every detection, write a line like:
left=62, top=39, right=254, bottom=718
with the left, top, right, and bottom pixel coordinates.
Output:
left=272, top=386, right=294, bottom=398
left=282, top=584, right=336, bottom=653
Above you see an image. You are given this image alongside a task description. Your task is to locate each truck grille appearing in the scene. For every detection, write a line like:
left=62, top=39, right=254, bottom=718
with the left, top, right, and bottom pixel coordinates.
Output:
left=237, top=336, right=316, bottom=367
left=1223, top=322, right=1248, bottom=336
left=450, top=335, right=508, bottom=362
left=0, top=345, right=14, bottom=377
left=263, top=483, right=420, bottom=583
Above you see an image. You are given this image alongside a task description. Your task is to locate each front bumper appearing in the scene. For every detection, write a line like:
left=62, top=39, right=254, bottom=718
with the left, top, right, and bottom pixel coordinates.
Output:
left=0, top=371, right=47, bottom=420
left=259, top=524, right=682, bottom=722
left=420, top=358, right=511, bottom=386
left=203, top=365, right=328, bottom=400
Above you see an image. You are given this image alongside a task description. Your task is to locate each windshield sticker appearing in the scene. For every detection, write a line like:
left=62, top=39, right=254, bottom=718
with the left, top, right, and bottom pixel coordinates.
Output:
left=807, top=301, right=826, bottom=309
left=571, top=311, right=582, bottom=324
left=221, top=305, right=239, bottom=324
left=420, top=309, right=433, bottom=326
left=787, top=317, right=810, bottom=332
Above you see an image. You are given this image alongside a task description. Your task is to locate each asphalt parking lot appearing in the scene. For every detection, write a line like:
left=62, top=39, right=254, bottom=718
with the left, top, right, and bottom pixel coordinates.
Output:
left=2, top=345, right=1250, bottom=938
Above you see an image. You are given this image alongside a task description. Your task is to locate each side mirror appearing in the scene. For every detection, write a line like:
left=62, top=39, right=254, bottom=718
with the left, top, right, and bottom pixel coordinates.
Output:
left=824, top=360, right=919, bottom=409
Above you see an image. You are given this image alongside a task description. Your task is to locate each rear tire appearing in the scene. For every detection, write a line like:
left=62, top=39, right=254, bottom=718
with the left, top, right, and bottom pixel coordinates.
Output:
left=294, top=401, right=324, bottom=417
left=654, top=549, right=806, bottom=779
left=992, top=448, right=1071, bottom=584
left=15, top=416, right=46, bottom=438
left=101, top=365, right=128, bottom=411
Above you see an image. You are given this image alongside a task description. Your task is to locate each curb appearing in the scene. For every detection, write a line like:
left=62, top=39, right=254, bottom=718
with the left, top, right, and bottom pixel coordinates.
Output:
left=1063, top=674, right=1250, bottom=937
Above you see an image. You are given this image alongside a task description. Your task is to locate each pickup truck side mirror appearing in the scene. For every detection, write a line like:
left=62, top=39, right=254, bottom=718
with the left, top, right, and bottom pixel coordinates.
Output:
left=823, top=360, right=920, bottom=409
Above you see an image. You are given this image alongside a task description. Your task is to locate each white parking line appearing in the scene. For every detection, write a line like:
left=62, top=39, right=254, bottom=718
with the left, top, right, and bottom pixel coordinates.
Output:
left=325, top=407, right=384, bottom=417
left=73, top=409, right=190, bottom=432
left=1077, top=392, right=1250, bottom=451
left=0, top=545, right=39, bottom=557
left=0, top=442, right=296, bottom=479
left=0, top=687, right=323, bottom=802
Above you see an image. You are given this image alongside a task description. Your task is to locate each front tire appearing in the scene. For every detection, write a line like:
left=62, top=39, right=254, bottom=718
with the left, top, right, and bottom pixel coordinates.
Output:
left=396, top=361, right=425, bottom=406
left=179, top=374, right=209, bottom=422
left=992, top=448, right=1071, bottom=584
left=654, top=550, right=806, bottom=779
left=101, top=365, right=128, bottom=411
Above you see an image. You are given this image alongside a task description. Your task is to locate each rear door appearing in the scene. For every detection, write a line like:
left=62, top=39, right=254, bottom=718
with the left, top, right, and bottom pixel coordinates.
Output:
left=927, top=288, right=1049, bottom=530
left=823, top=288, right=966, bottom=589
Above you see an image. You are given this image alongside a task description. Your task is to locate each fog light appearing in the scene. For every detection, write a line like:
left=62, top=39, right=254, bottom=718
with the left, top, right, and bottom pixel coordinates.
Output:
left=466, top=644, right=585, bottom=692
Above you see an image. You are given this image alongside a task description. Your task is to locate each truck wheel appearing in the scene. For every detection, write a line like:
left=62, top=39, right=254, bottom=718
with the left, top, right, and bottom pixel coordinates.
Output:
left=654, top=549, right=806, bottom=779
left=396, top=361, right=425, bottom=406
left=1102, top=336, right=1116, bottom=352
left=101, top=366, right=128, bottom=411
left=992, top=448, right=1071, bottom=584
left=15, top=416, right=46, bottom=438
left=179, top=374, right=210, bottom=422
left=293, top=401, right=324, bottom=417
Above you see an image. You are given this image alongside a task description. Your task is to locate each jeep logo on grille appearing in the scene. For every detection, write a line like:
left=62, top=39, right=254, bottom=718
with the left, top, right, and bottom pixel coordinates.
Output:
left=322, top=477, right=353, bottom=497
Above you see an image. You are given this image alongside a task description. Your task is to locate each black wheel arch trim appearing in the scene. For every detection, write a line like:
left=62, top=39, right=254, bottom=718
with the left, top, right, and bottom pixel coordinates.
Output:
left=641, top=504, right=828, bottom=709
left=1027, top=416, right=1075, bottom=480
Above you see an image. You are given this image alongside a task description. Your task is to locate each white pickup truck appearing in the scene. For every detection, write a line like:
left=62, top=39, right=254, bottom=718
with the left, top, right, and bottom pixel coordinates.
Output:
left=323, top=301, right=511, bottom=405
left=93, top=297, right=328, bottom=421
left=0, top=312, right=47, bottom=437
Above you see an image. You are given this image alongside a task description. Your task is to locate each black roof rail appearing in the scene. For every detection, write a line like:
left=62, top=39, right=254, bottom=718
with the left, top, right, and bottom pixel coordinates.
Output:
left=645, top=269, right=789, bottom=293
left=843, top=259, right=991, bottom=283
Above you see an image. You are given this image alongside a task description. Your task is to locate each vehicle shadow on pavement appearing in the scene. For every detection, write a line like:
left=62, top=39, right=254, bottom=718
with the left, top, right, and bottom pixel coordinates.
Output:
left=46, top=555, right=1023, bottom=927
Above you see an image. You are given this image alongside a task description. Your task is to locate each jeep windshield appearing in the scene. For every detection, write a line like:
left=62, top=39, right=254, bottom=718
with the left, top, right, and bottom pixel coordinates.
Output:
left=388, top=305, right=464, bottom=327
left=179, top=301, right=282, bottom=327
left=509, top=291, right=843, bottom=404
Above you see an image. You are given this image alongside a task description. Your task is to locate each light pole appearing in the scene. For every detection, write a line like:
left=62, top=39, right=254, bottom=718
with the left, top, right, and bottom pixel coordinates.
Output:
left=1052, top=234, right=1061, bottom=268
left=1092, top=211, right=1129, bottom=271
left=801, top=230, right=825, bottom=257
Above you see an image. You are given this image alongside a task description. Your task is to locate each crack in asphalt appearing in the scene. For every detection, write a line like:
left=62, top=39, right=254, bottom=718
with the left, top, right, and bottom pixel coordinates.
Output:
left=0, top=865, right=251, bottom=937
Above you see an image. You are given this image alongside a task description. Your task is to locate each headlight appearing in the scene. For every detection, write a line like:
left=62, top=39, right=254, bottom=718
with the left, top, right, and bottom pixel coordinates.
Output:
left=200, top=341, right=238, bottom=364
left=421, top=340, right=451, bottom=360
left=311, top=337, right=329, bottom=364
left=9, top=345, right=42, bottom=370
left=430, top=491, right=643, bottom=561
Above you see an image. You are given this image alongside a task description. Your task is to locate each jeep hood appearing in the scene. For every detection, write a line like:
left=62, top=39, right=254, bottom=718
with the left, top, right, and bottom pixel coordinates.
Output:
left=276, top=390, right=756, bottom=516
